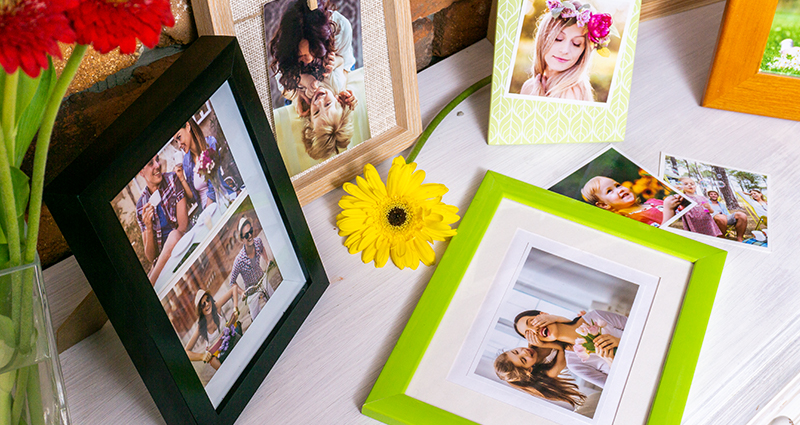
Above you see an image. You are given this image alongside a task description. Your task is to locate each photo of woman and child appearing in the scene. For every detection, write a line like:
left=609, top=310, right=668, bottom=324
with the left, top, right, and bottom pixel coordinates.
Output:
left=160, top=197, right=284, bottom=387
left=661, top=154, right=769, bottom=248
left=265, top=0, right=371, bottom=176
left=549, top=147, right=691, bottom=229
left=508, top=0, right=630, bottom=102
left=111, top=101, right=245, bottom=286
left=449, top=235, right=652, bottom=422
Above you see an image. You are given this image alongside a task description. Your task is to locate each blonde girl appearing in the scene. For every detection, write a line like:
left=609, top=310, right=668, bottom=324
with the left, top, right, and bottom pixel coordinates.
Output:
left=581, top=176, right=682, bottom=226
left=301, top=81, right=356, bottom=160
left=494, top=346, right=585, bottom=407
left=520, top=0, right=615, bottom=101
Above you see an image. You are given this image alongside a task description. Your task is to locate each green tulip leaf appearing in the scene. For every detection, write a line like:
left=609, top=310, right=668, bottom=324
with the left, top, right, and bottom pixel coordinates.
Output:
left=10, top=167, right=30, bottom=219
left=0, top=71, right=4, bottom=105
left=16, top=68, right=41, bottom=120
left=14, top=61, right=56, bottom=167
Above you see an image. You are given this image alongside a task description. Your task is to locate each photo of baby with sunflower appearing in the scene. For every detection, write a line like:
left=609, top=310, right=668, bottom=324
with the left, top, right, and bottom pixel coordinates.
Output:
left=548, top=146, right=695, bottom=228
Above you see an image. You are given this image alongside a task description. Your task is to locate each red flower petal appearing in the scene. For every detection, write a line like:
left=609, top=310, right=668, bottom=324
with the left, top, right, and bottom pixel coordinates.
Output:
left=67, top=0, right=174, bottom=54
left=0, top=0, right=77, bottom=77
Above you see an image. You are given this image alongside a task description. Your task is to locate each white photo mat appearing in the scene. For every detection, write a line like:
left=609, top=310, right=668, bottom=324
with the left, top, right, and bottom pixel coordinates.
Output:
left=447, top=229, right=659, bottom=425
left=405, top=198, right=695, bottom=425
left=199, top=82, right=307, bottom=407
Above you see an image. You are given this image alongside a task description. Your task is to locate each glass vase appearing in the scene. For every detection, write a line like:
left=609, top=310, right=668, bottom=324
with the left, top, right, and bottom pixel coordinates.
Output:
left=0, top=259, right=70, bottom=425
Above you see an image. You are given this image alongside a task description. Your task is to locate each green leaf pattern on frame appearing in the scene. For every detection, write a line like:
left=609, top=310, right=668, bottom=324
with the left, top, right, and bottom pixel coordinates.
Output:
left=488, top=0, right=641, bottom=145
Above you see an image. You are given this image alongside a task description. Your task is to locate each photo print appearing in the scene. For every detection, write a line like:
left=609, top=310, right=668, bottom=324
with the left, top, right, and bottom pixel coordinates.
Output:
left=507, top=0, right=633, bottom=103
left=759, top=0, right=800, bottom=78
left=109, top=81, right=309, bottom=407
left=263, top=0, right=371, bottom=176
left=548, top=146, right=695, bottom=229
left=659, top=153, right=770, bottom=249
left=448, top=230, right=657, bottom=424
left=111, top=99, right=245, bottom=288
left=161, top=196, right=284, bottom=388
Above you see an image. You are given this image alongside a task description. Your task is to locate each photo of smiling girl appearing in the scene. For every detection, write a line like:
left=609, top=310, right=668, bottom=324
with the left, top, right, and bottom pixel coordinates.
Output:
left=264, top=0, right=371, bottom=177
left=508, top=0, right=630, bottom=103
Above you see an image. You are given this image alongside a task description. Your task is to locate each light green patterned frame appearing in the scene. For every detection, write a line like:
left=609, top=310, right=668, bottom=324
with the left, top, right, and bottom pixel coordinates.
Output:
left=362, top=171, right=727, bottom=425
left=488, top=0, right=641, bottom=145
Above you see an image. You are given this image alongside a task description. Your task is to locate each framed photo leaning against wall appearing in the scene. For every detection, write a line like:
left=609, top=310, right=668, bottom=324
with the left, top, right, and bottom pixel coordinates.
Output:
left=191, top=0, right=422, bottom=204
left=44, top=37, right=329, bottom=425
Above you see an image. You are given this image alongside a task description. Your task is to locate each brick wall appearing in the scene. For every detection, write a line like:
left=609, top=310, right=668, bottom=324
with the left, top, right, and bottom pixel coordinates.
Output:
left=411, top=0, right=493, bottom=70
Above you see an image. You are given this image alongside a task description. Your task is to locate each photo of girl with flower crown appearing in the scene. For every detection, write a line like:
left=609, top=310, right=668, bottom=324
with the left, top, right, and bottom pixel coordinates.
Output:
left=507, top=0, right=630, bottom=103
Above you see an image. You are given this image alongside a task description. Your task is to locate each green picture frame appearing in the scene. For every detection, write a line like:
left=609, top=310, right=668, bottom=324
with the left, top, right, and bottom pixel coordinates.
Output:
left=362, top=171, right=726, bottom=425
left=488, top=0, right=641, bottom=145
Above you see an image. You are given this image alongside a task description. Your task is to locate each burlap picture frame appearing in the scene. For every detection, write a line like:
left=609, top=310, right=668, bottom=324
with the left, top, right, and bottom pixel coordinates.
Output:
left=191, top=0, right=421, bottom=204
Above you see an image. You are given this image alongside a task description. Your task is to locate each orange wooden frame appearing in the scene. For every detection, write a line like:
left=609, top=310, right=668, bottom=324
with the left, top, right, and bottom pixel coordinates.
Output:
left=703, top=0, right=800, bottom=121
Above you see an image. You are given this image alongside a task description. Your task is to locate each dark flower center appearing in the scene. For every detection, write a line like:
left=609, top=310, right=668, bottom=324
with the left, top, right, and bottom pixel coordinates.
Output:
left=387, top=207, right=407, bottom=227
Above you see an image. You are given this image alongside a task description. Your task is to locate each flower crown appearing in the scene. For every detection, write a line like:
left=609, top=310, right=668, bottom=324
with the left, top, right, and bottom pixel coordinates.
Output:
left=545, top=0, right=619, bottom=57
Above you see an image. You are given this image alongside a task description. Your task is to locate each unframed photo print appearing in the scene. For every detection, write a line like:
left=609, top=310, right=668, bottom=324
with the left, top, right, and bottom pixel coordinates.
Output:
left=507, top=0, right=633, bottom=103
left=448, top=229, right=657, bottom=424
left=263, top=0, right=371, bottom=177
left=659, top=153, right=770, bottom=250
left=548, top=146, right=695, bottom=229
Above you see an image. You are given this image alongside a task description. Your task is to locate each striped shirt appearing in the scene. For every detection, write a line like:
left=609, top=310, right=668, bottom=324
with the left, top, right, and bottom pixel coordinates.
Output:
left=229, top=238, right=265, bottom=287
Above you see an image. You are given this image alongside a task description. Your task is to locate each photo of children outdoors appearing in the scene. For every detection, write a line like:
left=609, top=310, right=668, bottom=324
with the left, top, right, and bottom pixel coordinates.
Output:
left=507, top=0, right=631, bottom=102
left=110, top=100, right=245, bottom=288
left=448, top=231, right=655, bottom=423
left=160, top=196, right=284, bottom=387
left=759, top=0, right=800, bottom=78
left=549, top=147, right=693, bottom=228
left=264, top=0, right=371, bottom=176
left=660, top=154, right=769, bottom=249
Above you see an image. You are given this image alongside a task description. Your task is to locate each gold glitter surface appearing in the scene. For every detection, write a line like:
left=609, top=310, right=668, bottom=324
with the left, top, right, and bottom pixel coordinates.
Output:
left=54, top=42, right=142, bottom=96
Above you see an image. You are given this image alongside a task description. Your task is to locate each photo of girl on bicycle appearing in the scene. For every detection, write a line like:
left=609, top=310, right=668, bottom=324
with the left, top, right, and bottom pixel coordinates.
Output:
left=158, top=195, right=284, bottom=387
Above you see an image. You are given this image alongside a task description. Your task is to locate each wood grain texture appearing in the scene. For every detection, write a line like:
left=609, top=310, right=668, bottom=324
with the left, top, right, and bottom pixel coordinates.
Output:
left=191, top=0, right=422, bottom=206
left=48, top=4, right=800, bottom=424
left=190, top=0, right=235, bottom=36
left=703, top=0, right=800, bottom=121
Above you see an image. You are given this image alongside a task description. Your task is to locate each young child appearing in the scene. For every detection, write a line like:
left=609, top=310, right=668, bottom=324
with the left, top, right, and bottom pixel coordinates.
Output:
left=678, top=176, right=722, bottom=237
left=301, top=82, right=356, bottom=160
left=581, top=176, right=681, bottom=227
left=520, top=0, right=615, bottom=101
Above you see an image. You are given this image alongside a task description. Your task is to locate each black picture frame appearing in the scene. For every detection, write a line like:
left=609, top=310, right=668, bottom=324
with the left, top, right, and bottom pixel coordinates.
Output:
left=44, top=36, right=329, bottom=425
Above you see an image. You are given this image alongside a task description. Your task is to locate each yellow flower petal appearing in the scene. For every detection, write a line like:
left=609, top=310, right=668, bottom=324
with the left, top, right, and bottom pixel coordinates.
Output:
left=336, top=156, right=460, bottom=269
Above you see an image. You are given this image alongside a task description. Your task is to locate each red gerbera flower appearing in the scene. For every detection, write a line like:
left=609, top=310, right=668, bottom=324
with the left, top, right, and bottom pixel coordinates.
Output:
left=0, top=0, right=78, bottom=77
left=68, top=0, right=175, bottom=55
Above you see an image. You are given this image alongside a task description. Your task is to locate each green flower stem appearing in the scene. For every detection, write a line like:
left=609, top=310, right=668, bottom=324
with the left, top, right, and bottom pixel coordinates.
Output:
left=405, top=75, right=491, bottom=164
left=0, top=370, right=15, bottom=425
left=2, top=70, right=18, bottom=164
left=27, top=366, right=44, bottom=425
left=0, top=92, right=23, bottom=332
left=10, top=366, right=28, bottom=425
left=18, top=44, right=87, bottom=355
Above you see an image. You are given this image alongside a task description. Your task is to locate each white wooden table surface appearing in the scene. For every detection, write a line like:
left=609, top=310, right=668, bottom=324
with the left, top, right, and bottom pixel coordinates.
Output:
left=46, top=2, right=800, bottom=424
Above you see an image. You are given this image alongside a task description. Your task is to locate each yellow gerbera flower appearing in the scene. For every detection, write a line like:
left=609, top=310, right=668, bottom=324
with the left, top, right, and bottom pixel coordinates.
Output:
left=336, top=156, right=460, bottom=270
